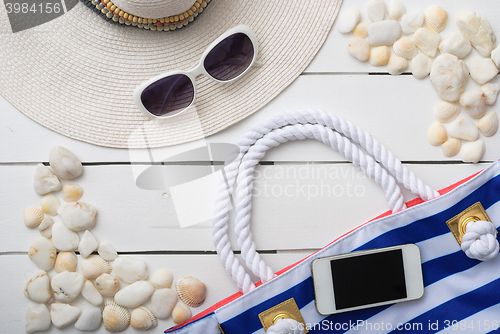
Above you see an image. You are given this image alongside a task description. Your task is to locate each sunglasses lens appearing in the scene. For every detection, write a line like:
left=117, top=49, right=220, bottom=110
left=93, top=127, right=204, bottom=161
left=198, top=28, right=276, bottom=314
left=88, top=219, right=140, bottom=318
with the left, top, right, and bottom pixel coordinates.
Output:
left=204, top=33, right=254, bottom=81
left=141, top=74, right=194, bottom=117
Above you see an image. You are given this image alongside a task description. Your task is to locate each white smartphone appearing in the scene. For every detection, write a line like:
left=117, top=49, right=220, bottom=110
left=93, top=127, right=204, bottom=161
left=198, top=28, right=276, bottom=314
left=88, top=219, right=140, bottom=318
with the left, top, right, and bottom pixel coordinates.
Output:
left=311, top=244, right=424, bottom=315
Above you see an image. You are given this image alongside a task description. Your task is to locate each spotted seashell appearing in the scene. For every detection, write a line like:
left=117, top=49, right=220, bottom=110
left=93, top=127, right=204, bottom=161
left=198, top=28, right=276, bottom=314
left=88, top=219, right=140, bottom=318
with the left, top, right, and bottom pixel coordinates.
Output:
left=175, top=276, right=206, bottom=308
left=81, top=255, right=112, bottom=280
left=54, top=251, right=77, bottom=273
left=130, top=306, right=157, bottom=330
left=434, top=101, right=461, bottom=124
left=478, top=110, right=499, bottom=137
left=392, top=37, right=417, bottom=60
left=441, top=138, right=461, bottom=158
left=427, top=122, right=447, bottom=147
left=24, top=207, right=44, bottom=228
left=61, top=183, right=84, bottom=202
left=102, top=300, right=130, bottom=332
left=424, top=5, right=447, bottom=32
left=171, top=301, right=192, bottom=324
left=462, top=140, right=486, bottom=164
left=40, top=193, right=60, bottom=216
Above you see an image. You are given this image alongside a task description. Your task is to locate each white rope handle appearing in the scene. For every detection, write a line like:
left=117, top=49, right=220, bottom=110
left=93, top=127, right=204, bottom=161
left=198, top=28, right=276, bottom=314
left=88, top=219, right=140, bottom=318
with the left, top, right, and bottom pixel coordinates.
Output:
left=267, top=318, right=304, bottom=334
left=461, top=220, right=499, bottom=261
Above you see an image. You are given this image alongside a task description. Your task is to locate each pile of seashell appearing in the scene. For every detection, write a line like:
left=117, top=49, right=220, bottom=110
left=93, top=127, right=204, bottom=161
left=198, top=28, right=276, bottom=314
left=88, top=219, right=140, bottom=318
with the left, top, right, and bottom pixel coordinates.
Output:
left=339, top=0, right=499, bottom=163
left=24, top=146, right=206, bottom=333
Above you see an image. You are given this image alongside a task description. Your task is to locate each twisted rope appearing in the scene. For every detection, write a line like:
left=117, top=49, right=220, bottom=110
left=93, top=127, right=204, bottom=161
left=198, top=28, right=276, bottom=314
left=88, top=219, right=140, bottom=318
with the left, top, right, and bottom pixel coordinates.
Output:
left=267, top=318, right=305, bottom=334
left=461, top=220, right=500, bottom=261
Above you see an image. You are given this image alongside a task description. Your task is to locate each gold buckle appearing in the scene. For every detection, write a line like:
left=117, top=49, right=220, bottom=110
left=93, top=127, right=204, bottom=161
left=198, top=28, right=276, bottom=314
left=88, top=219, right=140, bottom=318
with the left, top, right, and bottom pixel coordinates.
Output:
left=258, top=298, right=308, bottom=333
left=446, top=202, right=494, bottom=245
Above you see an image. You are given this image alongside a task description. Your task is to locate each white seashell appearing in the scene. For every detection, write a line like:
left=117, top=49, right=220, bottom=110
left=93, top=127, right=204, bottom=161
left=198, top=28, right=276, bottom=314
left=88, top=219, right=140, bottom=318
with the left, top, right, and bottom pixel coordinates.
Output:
left=435, top=101, right=461, bottom=124
left=49, top=146, right=83, bottom=180
left=74, top=306, right=102, bottom=331
left=102, top=300, right=130, bottom=332
left=25, top=303, right=51, bottom=334
left=387, top=0, right=405, bottom=21
left=24, top=207, right=44, bottom=228
left=457, top=11, right=496, bottom=57
left=411, top=53, right=432, bottom=79
left=97, top=241, right=118, bottom=261
left=424, top=5, right=447, bottom=33
left=353, top=21, right=370, bottom=38
left=462, top=140, right=486, bottom=163
left=81, top=255, right=112, bottom=280
left=338, top=8, right=361, bottom=34
left=61, top=183, right=84, bottom=202
left=367, top=20, right=402, bottom=46
left=51, top=271, right=84, bottom=303
left=29, top=236, right=57, bottom=271
left=400, top=12, right=424, bottom=34
left=131, top=306, right=158, bottom=330
left=52, top=222, right=79, bottom=251
left=33, top=164, right=61, bottom=196
left=430, top=53, right=469, bottom=102
left=175, top=276, right=206, bottom=308
left=492, top=44, right=500, bottom=68
left=481, top=83, right=499, bottom=105
left=37, top=215, right=54, bottom=239
left=441, top=138, right=461, bottom=158
left=392, top=37, right=416, bottom=60
left=460, top=89, right=487, bottom=119
left=54, top=251, right=77, bottom=273
left=387, top=54, right=408, bottom=75
left=369, top=46, right=391, bottom=66
left=24, top=270, right=53, bottom=304
left=50, top=303, right=80, bottom=329
left=113, top=257, right=148, bottom=283
left=438, top=32, right=472, bottom=59
left=478, top=110, right=499, bottom=137
left=150, top=269, right=174, bottom=289
left=151, top=288, right=178, bottom=319
left=468, top=58, right=498, bottom=85
left=412, top=28, right=440, bottom=58
left=114, top=281, right=155, bottom=309
left=427, top=122, right=447, bottom=146
left=172, top=301, right=192, bottom=324
left=57, top=201, right=97, bottom=231
left=81, top=280, right=103, bottom=306
left=78, top=230, right=98, bottom=258
left=94, top=273, right=119, bottom=297
left=448, top=116, right=479, bottom=142
left=367, top=0, right=385, bottom=22
left=347, top=37, right=370, bottom=62
left=40, top=193, right=60, bottom=216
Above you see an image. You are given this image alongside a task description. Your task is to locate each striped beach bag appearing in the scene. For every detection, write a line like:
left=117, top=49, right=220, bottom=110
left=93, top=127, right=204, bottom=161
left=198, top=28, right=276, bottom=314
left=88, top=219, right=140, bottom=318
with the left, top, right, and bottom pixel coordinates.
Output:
left=167, top=110, right=500, bottom=334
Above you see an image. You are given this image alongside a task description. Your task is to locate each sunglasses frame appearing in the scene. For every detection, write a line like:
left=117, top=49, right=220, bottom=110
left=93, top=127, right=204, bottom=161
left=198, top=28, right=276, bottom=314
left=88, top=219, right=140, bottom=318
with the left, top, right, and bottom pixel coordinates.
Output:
left=134, top=25, right=259, bottom=119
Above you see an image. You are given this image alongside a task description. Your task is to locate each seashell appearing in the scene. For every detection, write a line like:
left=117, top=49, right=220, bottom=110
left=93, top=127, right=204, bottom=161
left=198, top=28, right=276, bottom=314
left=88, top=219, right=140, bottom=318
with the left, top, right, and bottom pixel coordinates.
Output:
left=102, top=299, right=130, bottom=332
left=462, top=140, right=486, bottom=164
left=430, top=53, right=468, bottom=102
left=392, top=37, right=417, bottom=60
left=97, top=241, right=118, bottom=261
left=54, top=251, right=77, bottom=273
left=468, top=58, right=498, bottom=85
left=40, top=193, right=60, bottom=216
left=366, top=0, right=385, bottom=22
left=435, top=101, right=461, bottom=124
left=75, top=306, right=102, bottom=331
left=460, top=89, right=487, bottom=119
left=24, top=207, right=44, bottom=228
left=172, top=301, right=192, bottom=324
left=115, top=281, right=155, bottom=309
left=481, top=83, right=499, bottom=106
left=29, top=236, right=57, bottom=271
left=61, top=183, right=84, bottom=202
left=400, top=11, right=424, bottom=34
left=441, top=138, right=461, bottom=158
left=387, top=0, right=405, bottom=21
left=37, top=215, right=54, bottom=239
left=438, top=32, right=472, bottom=59
left=151, top=288, right=178, bottom=319
left=367, top=20, right=402, bottom=46
left=448, top=116, right=479, bottom=142
left=387, top=54, right=408, bottom=75
left=81, top=255, right=112, bottom=279
left=24, top=270, right=53, bottom=304
left=410, top=53, right=432, bottom=79
left=150, top=269, right=174, bottom=289
left=50, top=303, right=81, bottom=329
left=369, top=46, right=391, bottom=67
left=424, top=5, right=447, bottom=33
left=94, top=273, right=120, bottom=297
left=79, top=230, right=98, bottom=258
left=338, top=8, right=361, bottom=34
left=52, top=222, right=79, bottom=251
left=57, top=201, right=97, bottom=231
left=25, top=303, right=51, bottom=334
left=353, top=21, right=370, bottom=39
left=347, top=37, right=370, bottom=62
left=113, top=257, right=148, bottom=283
left=51, top=271, right=84, bottom=303
left=33, top=164, right=61, bottom=196
left=131, top=306, right=158, bottom=330
left=81, top=280, right=103, bottom=306
left=492, top=44, right=500, bottom=68
left=478, top=110, right=499, bottom=137
left=175, top=276, right=206, bottom=308
left=427, top=122, right=447, bottom=147
left=49, top=146, right=83, bottom=180
left=412, top=28, right=440, bottom=58
left=457, top=11, right=496, bottom=57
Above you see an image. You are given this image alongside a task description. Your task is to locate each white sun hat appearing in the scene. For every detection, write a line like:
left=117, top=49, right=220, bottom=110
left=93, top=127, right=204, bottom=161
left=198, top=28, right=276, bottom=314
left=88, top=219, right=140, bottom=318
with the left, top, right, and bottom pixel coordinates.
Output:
left=0, top=0, right=342, bottom=148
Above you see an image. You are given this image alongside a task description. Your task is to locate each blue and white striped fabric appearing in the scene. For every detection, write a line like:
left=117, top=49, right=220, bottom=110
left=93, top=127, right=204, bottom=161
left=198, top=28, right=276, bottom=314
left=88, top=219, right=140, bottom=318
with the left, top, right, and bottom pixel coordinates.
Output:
left=169, top=162, right=500, bottom=334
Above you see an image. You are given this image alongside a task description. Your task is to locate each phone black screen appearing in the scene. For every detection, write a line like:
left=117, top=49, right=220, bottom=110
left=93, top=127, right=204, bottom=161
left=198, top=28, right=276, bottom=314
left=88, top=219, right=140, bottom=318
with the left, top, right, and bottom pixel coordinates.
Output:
left=330, top=249, right=407, bottom=310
